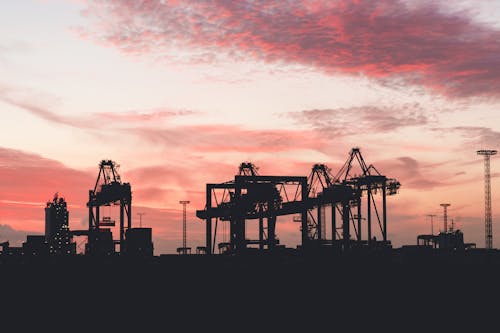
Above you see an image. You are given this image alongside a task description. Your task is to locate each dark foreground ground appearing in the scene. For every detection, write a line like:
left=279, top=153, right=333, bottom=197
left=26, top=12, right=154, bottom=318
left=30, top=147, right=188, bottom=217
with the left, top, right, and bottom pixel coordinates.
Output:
left=1, top=248, right=500, bottom=329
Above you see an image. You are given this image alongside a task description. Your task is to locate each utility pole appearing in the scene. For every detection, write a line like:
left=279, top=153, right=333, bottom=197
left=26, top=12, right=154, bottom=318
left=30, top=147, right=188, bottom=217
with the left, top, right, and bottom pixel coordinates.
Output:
left=440, top=204, right=450, bottom=233
left=427, top=214, right=436, bottom=235
left=477, top=149, right=497, bottom=249
left=179, top=201, right=190, bottom=253
left=137, top=212, right=145, bottom=228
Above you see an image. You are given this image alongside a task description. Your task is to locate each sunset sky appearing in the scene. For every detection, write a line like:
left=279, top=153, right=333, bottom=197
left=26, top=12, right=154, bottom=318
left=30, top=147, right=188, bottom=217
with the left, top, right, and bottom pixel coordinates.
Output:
left=1, top=0, right=500, bottom=254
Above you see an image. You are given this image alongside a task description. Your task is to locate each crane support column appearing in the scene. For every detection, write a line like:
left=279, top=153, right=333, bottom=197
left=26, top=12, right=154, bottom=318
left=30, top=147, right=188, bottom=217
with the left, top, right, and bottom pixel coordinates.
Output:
left=268, top=216, right=276, bottom=250
left=259, top=216, right=264, bottom=250
left=127, top=200, right=131, bottom=231
left=357, top=195, right=362, bottom=241
left=301, top=178, right=309, bottom=249
left=317, top=205, right=322, bottom=241
left=331, top=203, right=336, bottom=243
left=120, top=200, right=124, bottom=252
left=206, top=185, right=212, bottom=255
left=342, top=202, right=350, bottom=250
left=232, top=180, right=246, bottom=253
left=367, top=185, right=372, bottom=245
left=382, top=181, right=387, bottom=242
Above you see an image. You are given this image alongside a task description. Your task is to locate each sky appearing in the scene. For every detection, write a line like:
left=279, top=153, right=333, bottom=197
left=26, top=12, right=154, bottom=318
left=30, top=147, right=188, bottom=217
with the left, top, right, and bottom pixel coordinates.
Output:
left=1, top=0, right=500, bottom=255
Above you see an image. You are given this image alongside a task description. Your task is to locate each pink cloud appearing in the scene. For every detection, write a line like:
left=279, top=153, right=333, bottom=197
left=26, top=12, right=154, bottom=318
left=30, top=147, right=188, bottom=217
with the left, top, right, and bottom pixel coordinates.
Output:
left=289, top=104, right=430, bottom=137
left=95, top=108, right=198, bottom=122
left=81, top=0, right=500, bottom=99
left=0, top=85, right=195, bottom=129
left=128, top=124, right=331, bottom=154
left=0, top=147, right=95, bottom=234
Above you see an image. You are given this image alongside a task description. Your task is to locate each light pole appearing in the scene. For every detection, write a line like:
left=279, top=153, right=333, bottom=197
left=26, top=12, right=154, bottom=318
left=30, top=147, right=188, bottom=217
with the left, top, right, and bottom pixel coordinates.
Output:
left=440, top=204, right=450, bottom=233
left=137, top=212, right=145, bottom=228
left=427, top=214, right=436, bottom=235
left=179, top=201, right=190, bottom=252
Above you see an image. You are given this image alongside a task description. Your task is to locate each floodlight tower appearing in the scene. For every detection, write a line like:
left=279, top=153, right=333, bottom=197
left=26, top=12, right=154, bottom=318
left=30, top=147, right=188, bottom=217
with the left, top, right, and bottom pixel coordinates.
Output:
left=137, top=212, right=145, bottom=228
left=427, top=214, right=436, bottom=235
left=477, top=149, right=497, bottom=249
left=179, top=200, right=190, bottom=252
left=440, top=204, right=450, bottom=233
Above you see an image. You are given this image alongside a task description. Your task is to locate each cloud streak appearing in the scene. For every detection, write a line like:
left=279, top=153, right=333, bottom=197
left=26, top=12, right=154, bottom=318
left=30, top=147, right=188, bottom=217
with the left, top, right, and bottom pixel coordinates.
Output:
left=128, top=124, right=330, bottom=154
left=0, top=84, right=196, bottom=128
left=432, top=126, right=500, bottom=149
left=288, top=104, right=429, bottom=136
left=81, top=0, right=500, bottom=99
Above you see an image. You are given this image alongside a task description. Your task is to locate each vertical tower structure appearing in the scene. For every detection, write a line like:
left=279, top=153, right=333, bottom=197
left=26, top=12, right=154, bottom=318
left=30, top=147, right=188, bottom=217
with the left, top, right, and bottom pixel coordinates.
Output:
left=427, top=214, right=436, bottom=235
left=477, top=149, right=497, bottom=249
left=45, top=193, right=75, bottom=255
left=440, top=204, right=450, bottom=233
left=178, top=200, right=190, bottom=254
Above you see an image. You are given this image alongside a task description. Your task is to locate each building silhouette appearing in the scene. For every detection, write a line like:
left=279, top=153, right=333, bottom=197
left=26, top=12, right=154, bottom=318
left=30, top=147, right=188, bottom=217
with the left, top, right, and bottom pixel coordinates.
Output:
left=45, top=193, right=76, bottom=255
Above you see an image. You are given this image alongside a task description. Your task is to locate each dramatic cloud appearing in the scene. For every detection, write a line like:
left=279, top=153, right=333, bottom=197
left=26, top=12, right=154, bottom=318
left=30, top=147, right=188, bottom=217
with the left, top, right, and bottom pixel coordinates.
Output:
left=288, top=104, right=429, bottom=136
left=81, top=0, right=500, bottom=99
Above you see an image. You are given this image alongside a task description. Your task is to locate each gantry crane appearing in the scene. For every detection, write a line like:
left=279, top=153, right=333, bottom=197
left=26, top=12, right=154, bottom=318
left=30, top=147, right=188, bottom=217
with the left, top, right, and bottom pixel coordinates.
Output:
left=197, top=149, right=400, bottom=254
left=333, top=148, right=400, bottom=248
left=304, top=148, right=400, bottom=251
left=196, top=162, right=310, bottom=254
left=86, top=160, right=132, bottom=254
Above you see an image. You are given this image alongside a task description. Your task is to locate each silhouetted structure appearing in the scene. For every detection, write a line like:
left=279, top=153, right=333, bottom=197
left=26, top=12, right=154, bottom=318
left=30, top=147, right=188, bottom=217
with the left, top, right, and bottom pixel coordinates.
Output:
left=197, top=149, right=400, bottom=255
left=440, top=203, right=451, bottom=233
left=477, top=149, right=497, bottom=249
left=45, top=193, right=76, bottom=255
left=197, top=162, right=309, bottom=254
left=331, top=148, right=400, bottom=249
left=87, top=160, right=131, bottom=255
left=427, top=214, right=436, bottom=235
left=22, top=235, right=49, bottom=256
left=125, top=228, right=153, bottom=257
left=177, top=200, right=191, bottom=255
left=417, top=230, right=476, bottom=250
left=85, top=228, right=114, bottom=255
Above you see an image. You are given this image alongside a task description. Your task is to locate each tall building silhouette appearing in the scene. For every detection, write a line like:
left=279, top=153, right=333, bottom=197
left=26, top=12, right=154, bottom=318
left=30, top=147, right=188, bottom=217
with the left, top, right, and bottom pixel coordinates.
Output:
left=45, top=193, right=75, bottom=255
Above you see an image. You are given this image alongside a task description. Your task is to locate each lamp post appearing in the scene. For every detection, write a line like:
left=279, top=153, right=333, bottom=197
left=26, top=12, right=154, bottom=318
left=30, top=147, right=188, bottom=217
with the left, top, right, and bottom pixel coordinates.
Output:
left=137, top=212, right=145, bottom=228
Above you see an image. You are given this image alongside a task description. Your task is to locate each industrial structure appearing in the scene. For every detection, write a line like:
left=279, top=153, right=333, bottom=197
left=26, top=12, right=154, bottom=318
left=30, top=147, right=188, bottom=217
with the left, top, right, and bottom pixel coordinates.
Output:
left=45, top=193, right=76, bottom=255
left=177, top=201, right=191, bottom=254
left=416, top=204, right=475, bottom=250
left=440, top=203, right=451, bottom=233
left=2, top=148, right=496, bottom=262
left=477, top=149, right=497, bottom=249
left=427, top=214, right=436, bottom=235
left=305, top=148, right=401, bottom=251
left=85, top=160, right=132, bottom=254
left=196, top=162, right=309, bottom=254
left=196, top=148, right=401, bottom=254
left=74, top=160, right=153, bottom=256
